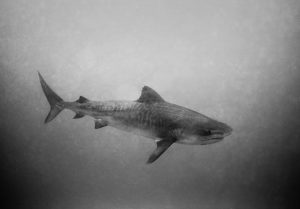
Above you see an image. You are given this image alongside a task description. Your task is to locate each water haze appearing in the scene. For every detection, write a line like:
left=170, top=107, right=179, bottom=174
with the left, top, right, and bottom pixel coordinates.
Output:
left=1, top=0, right=299, bottom=208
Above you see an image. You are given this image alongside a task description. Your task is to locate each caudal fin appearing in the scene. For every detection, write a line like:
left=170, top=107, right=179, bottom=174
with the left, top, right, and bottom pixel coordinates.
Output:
left=38, top=72, right=64, bottom=123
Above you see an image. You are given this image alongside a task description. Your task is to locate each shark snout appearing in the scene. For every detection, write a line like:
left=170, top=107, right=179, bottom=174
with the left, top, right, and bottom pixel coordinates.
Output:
left=220, top=124, right=232, bottom=137
left=210, top=123, right=232, bottom=139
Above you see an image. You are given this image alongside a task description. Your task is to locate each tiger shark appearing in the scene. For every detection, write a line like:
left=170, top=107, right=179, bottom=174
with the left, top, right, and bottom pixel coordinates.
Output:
left=38, top=72, right=232, bottom=163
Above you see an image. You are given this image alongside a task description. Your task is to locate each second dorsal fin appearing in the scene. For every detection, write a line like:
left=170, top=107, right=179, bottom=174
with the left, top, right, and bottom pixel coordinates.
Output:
left=76, top=96, right=89, bottom=103
left=137, top=86, right=165, bottom=104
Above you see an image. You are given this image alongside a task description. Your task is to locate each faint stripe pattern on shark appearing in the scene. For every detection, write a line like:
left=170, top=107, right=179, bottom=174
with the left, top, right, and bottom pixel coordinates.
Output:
left=38, top=72, right=232, bottom=163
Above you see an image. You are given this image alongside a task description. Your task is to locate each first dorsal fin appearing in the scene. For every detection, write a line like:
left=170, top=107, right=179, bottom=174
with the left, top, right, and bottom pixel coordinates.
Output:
left=76, top=96, right=89, bottom=103
left=137, top=86, right=165, bottom=104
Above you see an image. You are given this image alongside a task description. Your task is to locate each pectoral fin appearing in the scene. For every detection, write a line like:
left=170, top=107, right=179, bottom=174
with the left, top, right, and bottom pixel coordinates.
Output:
left=94, top=119, right=108, bottom=129
left=147, top=138, right=176, bottom=164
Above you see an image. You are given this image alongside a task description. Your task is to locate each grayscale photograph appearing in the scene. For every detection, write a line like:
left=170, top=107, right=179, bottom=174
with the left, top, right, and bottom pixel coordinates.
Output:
left=0, top=0, right=299, bottom=209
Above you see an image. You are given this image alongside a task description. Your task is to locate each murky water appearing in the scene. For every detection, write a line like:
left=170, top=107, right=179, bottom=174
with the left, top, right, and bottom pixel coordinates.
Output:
left=1, top=0, right=299, bottom=208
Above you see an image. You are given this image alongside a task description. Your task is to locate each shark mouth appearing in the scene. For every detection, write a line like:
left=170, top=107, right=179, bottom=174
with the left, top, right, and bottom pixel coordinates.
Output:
left=211, top=135, right=224, bottom=140
left=210, top=130, right=225, bottom=139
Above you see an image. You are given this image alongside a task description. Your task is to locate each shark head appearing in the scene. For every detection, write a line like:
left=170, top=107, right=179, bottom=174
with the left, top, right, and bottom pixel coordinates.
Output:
left=178, top=118, right=232, bottom=145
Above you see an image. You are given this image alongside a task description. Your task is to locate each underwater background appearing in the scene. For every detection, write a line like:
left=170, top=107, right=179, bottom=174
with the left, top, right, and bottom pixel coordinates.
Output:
left=1, top=0, right=299, bottom=208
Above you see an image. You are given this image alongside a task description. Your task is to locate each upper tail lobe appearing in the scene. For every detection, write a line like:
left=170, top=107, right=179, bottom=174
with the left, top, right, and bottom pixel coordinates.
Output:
left=38, top=72, right=64, bottom=123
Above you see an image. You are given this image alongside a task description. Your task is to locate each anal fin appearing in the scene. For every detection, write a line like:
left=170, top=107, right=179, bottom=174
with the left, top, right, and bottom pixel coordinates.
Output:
left=95, top=119, right=108, bottom=129
left=73, top=113, right=85, bottom=119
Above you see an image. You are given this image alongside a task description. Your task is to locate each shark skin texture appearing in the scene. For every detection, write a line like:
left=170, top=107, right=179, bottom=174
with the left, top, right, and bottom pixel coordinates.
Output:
left=38, top=72, right=232, bottom=164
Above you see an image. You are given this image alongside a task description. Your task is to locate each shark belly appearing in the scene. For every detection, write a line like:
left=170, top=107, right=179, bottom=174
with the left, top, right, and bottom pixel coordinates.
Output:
left=85, top=102, right=160, bottom=140
left=102, top=116, right=158, bottom=139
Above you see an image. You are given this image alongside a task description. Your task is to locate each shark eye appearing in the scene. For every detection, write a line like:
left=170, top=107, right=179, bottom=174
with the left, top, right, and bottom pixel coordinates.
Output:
left=206, top=130, right=212, bottom=135
left=199, top=130, right=211, bottom=136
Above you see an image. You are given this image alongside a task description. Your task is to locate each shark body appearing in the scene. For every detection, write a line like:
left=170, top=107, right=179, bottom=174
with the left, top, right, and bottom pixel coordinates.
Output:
left=39, top=73, right=232, bottom=163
